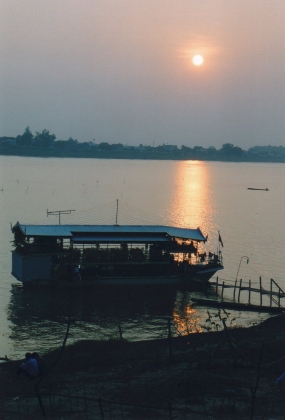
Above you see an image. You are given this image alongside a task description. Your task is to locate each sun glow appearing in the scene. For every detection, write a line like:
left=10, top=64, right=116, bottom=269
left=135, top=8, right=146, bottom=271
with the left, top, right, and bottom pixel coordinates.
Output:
left=192, top=55, right=204, bottom=66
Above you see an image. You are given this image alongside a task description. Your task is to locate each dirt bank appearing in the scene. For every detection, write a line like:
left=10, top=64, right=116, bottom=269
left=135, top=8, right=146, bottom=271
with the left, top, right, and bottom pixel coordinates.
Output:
left=1, top=313, right=285, bottom=419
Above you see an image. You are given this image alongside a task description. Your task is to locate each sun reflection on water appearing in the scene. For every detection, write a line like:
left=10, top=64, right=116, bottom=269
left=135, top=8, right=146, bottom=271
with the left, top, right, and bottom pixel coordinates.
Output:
left=172, top=304, right=203, bottom=335
left=166, top=161, right=218, bottom=252
left=172, top=292, right=204, bottom=335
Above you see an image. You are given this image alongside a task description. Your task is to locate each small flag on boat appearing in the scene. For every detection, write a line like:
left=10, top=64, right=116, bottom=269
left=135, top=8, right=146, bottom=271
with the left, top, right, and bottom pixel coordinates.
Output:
left=218, top=233, right=224, bottom=247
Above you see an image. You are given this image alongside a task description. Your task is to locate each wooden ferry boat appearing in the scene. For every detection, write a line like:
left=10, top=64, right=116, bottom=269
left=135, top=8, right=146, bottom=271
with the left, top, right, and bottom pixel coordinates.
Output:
left=11, top=223, right=223, bottom=286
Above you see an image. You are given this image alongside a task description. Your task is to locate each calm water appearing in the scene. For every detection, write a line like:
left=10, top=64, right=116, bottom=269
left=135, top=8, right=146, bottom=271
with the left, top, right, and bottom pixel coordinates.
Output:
left=0, top=156, right=285, bottom=359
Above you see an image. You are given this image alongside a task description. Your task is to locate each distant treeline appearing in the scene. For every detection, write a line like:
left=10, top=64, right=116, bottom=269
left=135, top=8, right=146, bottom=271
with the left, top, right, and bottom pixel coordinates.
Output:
left=1, top=126, right=285, bottom=162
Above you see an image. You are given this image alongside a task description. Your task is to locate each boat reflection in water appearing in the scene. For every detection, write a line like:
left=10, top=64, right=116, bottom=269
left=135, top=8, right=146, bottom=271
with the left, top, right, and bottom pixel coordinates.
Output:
left=7, top=284, right=203, bottom=359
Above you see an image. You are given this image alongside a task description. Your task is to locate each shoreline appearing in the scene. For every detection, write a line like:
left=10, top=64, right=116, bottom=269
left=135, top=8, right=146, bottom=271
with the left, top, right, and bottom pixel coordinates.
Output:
left=1, top=149, right=285, bottom=163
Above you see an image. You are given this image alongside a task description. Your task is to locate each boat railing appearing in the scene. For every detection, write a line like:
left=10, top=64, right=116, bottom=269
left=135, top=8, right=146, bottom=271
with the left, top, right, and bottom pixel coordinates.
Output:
left=197, top=251, right=223, bottom=266
left=14, top=241, right=222, bottom=267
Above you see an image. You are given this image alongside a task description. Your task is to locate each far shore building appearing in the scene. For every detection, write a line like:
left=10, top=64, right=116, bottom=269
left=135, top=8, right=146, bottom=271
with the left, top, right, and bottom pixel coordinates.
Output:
left=1, top=137, right=17, bottom=146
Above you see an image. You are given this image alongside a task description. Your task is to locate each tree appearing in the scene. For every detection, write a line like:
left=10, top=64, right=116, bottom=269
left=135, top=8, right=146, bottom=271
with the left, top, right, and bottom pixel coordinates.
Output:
left=66, top=137, right=78, bottom=148
left=34, top=129, right=56, bottom=148
left=207, top=146, right=217, bottom=156
left=98, top=142, right=110, bottom=150
left=16, top=126, right=34, bottom=147
left=181, top=145, right=192, bottom=152
left=54, top=140, right=67, bottom=149
left=220, top=143, right=243, bottom=157
left=109, top=143, right=123, bottom=151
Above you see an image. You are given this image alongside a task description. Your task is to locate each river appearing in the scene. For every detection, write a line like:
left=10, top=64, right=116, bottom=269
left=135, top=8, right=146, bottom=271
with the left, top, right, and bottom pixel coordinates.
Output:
left=0, top=156, right=284, bottom=359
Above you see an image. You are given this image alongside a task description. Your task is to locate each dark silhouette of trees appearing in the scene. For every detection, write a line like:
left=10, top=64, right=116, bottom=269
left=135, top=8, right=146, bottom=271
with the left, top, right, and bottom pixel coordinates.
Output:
left=34, top=129, right=56, bottom=148
left=4, top=126, right=285, bottom=162
left=98, top=142, right=111, bottom=150
left=220, top=143, right=243, bottom=157
left=16, top=126, right=34, bottom=147
left=109, top=143, right=124, bottom=151
left=66, top=137, right=78, bottom=148
left=54, top=140, right=67, bottom=149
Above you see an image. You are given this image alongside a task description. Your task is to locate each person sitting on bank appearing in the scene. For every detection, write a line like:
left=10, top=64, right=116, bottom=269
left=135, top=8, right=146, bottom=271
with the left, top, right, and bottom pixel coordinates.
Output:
left=31, top=352, right=47, bottom=377
left=16, top=352, right=39, bottom=380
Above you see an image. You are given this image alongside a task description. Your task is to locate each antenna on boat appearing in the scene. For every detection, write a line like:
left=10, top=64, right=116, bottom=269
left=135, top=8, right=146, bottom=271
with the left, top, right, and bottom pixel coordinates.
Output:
left=47, top=209, right=76, bottom=225
left=115, top=199, right=119, bottom=226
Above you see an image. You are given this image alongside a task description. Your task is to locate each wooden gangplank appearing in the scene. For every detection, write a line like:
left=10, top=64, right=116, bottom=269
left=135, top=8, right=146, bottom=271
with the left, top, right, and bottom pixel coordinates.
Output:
left=208, top=277, right=285, bottom=308
left=191, top=298, right=284, bottom=313
left=209, top=281, right=285, bottom=298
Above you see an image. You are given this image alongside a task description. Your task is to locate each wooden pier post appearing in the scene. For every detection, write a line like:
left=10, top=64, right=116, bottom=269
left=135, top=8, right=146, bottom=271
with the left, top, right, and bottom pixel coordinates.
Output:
left=248, top=280, right=251, bottom=305
left=270, top=278, right=284, bottom=308
left=238, top=279, right=242, bottom=303
left=233, top=280, right=237, bottom=301
left=259, top=277, right=262, bottom=307
left=215, top=277, right=218, bottom=296
left=221, top=282, right=225, bottom=302
left=270, top=279, right=273, bottom=307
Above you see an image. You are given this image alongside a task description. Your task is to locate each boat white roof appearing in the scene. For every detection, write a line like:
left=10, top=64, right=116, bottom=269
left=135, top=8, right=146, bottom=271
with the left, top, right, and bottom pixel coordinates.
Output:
left=13, top=223, right=206, bottom=242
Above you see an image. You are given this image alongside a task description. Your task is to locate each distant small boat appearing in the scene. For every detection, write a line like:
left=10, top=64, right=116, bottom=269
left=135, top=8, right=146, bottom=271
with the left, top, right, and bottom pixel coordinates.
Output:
left=247, top=187, right=269, bottom=191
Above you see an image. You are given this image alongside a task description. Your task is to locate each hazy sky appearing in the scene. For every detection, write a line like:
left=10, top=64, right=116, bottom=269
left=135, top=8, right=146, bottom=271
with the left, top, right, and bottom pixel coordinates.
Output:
left=1, top=0, right=285, bottom=148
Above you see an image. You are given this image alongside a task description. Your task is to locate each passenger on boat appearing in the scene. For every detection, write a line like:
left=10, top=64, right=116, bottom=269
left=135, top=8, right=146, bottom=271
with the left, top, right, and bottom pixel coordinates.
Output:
left=16, top=353, right=39, bottom=380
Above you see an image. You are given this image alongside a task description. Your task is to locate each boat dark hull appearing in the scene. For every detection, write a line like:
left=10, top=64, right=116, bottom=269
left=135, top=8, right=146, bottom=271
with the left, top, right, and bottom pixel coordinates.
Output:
left=12, top=249, right=223, bottom=286
left=19, top=270, right=222, bottom=287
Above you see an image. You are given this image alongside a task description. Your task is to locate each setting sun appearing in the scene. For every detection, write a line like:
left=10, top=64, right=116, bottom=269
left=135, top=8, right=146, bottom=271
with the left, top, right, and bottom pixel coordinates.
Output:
left=192, top=55, right=204, bottom=66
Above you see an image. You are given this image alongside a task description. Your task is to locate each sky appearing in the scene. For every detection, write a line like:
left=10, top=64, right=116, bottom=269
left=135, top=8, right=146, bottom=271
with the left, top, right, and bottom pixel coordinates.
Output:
left=1, top=0, right=285, bottom=149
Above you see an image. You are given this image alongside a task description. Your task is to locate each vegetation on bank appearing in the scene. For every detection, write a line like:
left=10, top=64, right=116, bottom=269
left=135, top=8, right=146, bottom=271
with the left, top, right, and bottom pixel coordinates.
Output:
left=1, top=126, right=285, bottom=162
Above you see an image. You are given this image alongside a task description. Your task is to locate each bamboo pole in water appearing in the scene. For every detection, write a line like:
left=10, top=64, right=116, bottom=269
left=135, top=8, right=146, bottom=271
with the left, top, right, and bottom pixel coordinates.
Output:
left=248, top=280, right=251, bottom=305
left=259, top=277, right=262, bottom=307
left=233, top=280, right=237, bottom=301
left=238, top=279, right=242, bottom=303
left=221, top=282, right=225, bottom=302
